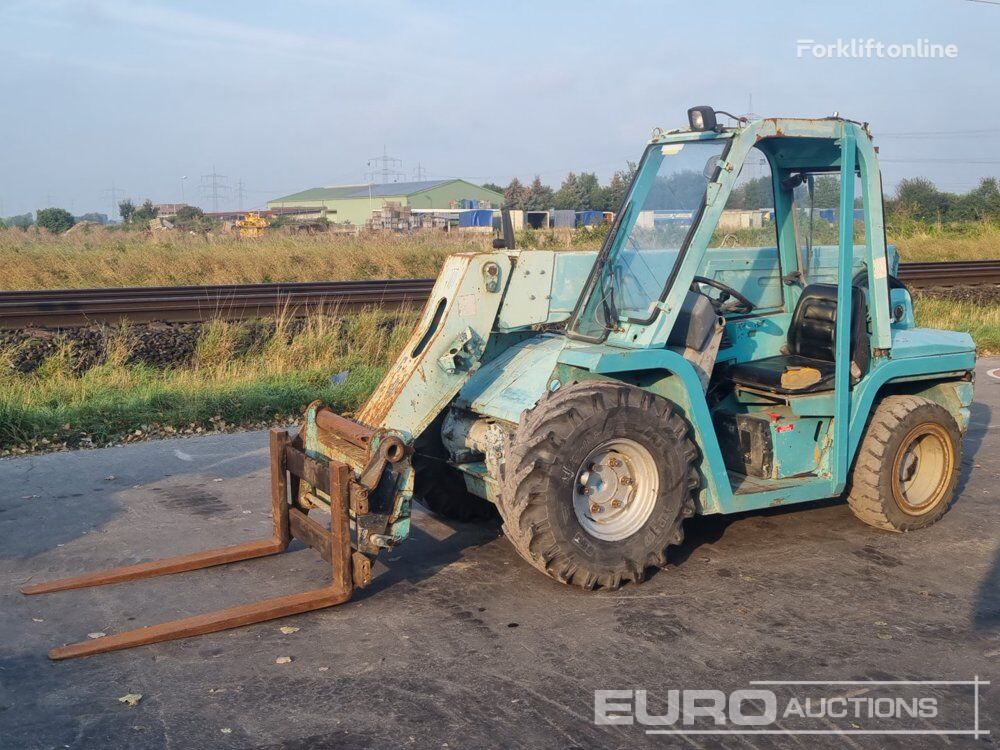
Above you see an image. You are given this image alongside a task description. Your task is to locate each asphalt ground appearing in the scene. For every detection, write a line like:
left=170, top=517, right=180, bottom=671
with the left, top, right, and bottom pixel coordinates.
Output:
left=1, top=358, right=998, bottom=749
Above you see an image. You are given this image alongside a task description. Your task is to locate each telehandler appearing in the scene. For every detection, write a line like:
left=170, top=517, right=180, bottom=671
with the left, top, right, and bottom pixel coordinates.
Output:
left=25, top=109, right=976, bottom=659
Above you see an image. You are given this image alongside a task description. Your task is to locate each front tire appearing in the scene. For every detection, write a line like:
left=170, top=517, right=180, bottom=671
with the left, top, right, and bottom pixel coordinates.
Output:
left=846, top=395, right=962, bottom=532
left=498, top=381, right=699, bottom=590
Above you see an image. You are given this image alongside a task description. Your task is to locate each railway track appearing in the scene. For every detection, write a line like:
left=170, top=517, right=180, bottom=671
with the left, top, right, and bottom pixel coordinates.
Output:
left=895, top=260, right=1000, bottom=288
left=0, top=279, right=436, bottom=329
left=0, top=260, right=997, bottom=329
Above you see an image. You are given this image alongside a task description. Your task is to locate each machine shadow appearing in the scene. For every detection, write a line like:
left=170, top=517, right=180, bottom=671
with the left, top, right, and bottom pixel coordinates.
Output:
left=354, top=507, right=502, bottom=599
left=973, top=545, right=1000, bottom=630
left=1, top=438, right=271, bottom=562
left=956, top=399, right=990, bottom=497
left=966, top=399, right=997, bottom=629
left=668, top=497, right=842, bottom=569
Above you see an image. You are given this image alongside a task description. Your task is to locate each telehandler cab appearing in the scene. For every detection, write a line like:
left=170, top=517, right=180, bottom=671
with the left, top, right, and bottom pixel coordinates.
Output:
left=26, top=110, right=976, bottom=659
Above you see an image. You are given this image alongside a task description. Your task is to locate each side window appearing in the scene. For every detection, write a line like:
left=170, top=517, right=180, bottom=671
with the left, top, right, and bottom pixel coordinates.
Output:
left=793, top=172, right=869, bottom=284
left=705, top=146, right=782, bottom=311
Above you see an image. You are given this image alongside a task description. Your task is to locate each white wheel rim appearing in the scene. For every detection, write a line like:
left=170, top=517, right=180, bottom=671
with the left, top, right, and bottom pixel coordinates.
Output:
left=572, top=438, right=659, bottom=541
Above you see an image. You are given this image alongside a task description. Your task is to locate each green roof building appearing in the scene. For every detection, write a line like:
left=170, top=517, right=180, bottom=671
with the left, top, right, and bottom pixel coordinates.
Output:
left=267, top=179, right=504, bottom=226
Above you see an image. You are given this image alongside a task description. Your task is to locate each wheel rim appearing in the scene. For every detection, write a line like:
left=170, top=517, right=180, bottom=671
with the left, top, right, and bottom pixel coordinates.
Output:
left=890, top=422, right=954, bottom=516
left=572, top=438, right=659, bottom=541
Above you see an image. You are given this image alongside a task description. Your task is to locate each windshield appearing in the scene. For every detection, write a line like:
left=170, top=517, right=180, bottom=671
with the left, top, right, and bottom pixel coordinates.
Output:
left=569, top=138, right=728, bottom=340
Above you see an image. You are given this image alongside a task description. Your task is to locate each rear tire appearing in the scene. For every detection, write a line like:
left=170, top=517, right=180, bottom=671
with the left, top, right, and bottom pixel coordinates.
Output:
left=498, top=381, right=699, bottom=590
left=846, top=395, right=961, bottom=532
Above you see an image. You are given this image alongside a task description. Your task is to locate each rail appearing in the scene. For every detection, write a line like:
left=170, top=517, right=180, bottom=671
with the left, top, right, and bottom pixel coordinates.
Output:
left=0, top=260, right=997, bottom=329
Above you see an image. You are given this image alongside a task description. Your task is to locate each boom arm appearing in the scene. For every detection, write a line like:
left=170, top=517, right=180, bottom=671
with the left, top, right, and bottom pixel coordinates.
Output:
left=357, top=252, right=513, bottom=439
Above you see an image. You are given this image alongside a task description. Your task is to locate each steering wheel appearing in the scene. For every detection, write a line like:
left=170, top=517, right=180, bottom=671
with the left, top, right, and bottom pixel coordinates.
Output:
left=690, top=275, right=756, bottom=314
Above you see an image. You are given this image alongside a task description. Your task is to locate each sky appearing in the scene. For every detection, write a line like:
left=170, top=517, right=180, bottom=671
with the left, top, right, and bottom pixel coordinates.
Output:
left=1, top=0, right=998, bottom=218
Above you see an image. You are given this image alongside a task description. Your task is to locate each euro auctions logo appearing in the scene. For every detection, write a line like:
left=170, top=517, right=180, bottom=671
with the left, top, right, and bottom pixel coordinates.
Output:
left=596, top=688, right=785, bottom=727
left=594, top=678, right=989, bottom=738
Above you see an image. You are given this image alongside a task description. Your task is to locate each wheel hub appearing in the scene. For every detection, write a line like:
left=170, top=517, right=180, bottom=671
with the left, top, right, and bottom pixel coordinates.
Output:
left=572, top=438, right=658, bottom=541
left=900, top=451, right=919, bottom=483
left=892, top=423, right=953, bottom=515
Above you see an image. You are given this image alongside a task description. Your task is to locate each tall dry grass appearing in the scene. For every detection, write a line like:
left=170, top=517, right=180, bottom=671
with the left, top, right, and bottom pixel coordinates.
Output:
left=4, top=220, right=997, bottom=292
left=892, top=222, right=1000, bottom=263
left=0, top=227, right=492, bottom=290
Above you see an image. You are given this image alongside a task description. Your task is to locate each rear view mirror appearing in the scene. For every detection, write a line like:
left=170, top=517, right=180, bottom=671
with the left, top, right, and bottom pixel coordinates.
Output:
left=703, top=156, right=719, bottom=181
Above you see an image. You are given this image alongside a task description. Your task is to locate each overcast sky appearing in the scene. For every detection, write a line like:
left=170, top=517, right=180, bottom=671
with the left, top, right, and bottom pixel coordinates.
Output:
left=1, top=0, right=998, bottom=217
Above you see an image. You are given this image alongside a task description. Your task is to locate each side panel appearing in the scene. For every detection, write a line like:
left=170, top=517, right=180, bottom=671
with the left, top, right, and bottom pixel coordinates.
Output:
left=496, top=250, right=598, bottom=330
left=497, top=252, right=554, bottom=330
left=699, top=246, right=784, bottom=311
left=550, top=252, right=600, bottom=321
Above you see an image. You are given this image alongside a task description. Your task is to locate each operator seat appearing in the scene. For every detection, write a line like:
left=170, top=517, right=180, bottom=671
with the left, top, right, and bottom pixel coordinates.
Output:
left=727, top=283, right=870, bottom=394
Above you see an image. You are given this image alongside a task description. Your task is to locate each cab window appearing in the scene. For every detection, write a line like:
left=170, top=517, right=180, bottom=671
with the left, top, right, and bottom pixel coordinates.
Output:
left=792, top=171, right=871, bottom=283
left=702, top=146, right=782, bottom=312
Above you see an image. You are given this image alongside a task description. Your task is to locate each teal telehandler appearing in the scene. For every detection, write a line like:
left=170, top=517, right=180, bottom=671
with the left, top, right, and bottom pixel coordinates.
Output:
left=27, top=109, right=976, bottom=658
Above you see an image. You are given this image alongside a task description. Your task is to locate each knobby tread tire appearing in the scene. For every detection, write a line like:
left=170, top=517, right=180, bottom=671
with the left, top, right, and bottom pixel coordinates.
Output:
left=845, top=394, right=961, bottom=532
left=498, top=381, right=699, bottom=590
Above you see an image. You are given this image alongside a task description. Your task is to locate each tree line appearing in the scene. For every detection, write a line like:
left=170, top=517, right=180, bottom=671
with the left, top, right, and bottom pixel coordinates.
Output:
left=485, top=167, right=798, bottom=214
left=483, top=164, right=638, bottom=213
left=483, top=170, right=1000, bottom=224
left=0, top=200, right=214, bottom=233
left=889, top=177, right=1000, bottom=222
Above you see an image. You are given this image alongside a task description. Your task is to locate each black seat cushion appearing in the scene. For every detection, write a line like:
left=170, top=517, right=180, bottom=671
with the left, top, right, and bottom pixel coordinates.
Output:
left=729, top=354, right=835, bottom=394
left=727, top=283, right=869, bottom=395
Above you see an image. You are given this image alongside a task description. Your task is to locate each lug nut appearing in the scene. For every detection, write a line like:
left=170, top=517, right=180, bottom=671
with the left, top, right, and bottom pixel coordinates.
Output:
left=619, top=476, right=633, bottom=485
left=608, top=457, right=621, bottom=467
left=610, top=499, right=623, bottom=509
left=590, top=502, right=602, bottom=514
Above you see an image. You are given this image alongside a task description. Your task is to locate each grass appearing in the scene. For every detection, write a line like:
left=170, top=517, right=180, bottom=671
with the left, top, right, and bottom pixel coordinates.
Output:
left=0, top=309, right=416, bottom=454
left=890, top=219, right=1000, bottom=262
left=912, top=295, right=1000, bottom=353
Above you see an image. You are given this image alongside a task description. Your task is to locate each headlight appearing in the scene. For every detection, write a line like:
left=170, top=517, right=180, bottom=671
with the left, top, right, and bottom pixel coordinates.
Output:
left=687, top=106, right=717, bottom=131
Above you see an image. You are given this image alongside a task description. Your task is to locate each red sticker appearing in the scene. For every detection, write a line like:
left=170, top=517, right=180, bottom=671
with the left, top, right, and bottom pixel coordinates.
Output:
left=775, top=423, right=795, bottom=433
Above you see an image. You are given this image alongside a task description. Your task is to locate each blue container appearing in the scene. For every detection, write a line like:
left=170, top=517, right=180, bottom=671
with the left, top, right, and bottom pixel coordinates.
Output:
left=458, top=209, right=494, bottom=227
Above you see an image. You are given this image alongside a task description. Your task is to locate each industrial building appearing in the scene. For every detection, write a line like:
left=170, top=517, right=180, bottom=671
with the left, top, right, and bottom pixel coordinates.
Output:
left=267, top=179, right=503, bottom=226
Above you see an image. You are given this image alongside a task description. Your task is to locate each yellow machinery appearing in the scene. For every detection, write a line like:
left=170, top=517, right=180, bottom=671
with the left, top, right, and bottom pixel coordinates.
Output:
left=236, top=211, right=269, bottom=238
